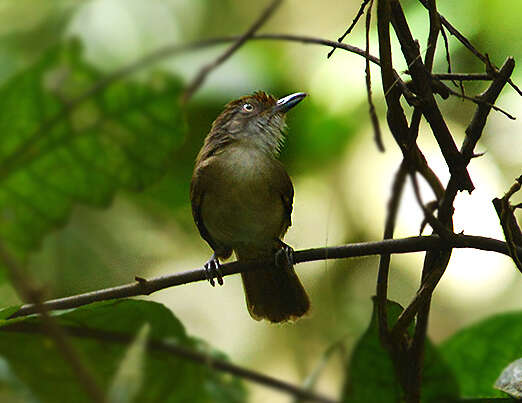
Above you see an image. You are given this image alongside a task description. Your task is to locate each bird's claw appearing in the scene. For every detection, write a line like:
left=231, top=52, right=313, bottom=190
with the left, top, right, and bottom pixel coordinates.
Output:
left=204, top=254, right=223, bottom=287
left=275, top=241, right=295, bottom=269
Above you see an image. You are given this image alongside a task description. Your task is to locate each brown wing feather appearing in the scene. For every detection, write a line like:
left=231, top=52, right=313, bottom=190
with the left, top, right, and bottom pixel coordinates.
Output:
left=271, top=159, right=294, bottom=234
left=190, top=161, right=231, bottom=258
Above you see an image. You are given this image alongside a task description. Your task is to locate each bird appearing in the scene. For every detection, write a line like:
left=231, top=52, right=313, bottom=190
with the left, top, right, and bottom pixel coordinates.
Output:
left=190, top=91, right=309, bottom=323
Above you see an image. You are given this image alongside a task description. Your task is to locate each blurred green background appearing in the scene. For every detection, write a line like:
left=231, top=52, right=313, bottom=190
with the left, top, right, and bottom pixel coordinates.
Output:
left=0, top=0, right=520, bottom=402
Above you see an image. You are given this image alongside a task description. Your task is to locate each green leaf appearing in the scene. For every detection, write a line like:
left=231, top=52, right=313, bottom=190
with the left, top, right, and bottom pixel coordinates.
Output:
left=0, top=299, right=246, bottom=403
left=0, top=39, right=186, bottom=275
left=441, top=311, right=522, bottom=399
left=342, top=299, right=458, bottom=403
left=108, top=323, right=150, bottom=403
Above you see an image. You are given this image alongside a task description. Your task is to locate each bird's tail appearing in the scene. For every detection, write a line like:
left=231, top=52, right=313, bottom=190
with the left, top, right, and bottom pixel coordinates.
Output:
left=237, top=247, right=309, bottom=323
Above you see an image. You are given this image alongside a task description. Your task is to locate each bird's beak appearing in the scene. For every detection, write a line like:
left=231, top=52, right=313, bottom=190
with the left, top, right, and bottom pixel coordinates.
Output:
left=273, top=92, right=307, bottom=113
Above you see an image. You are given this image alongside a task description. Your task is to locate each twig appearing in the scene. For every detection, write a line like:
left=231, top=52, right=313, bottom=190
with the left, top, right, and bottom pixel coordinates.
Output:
left=417, top=0, right=522, bottom=97
left=0, top=242, right=106, bottom=403
left=364, top=0, right=384, bottom=152
left=377, top=162, right=407, bottom=345
left=8, top=234, right=519, bottom=319
left=181, top=0, right=283, bottom=102
left=389, top=0, right=474, bottom=192
left=493, top=175, right=522, bottom=273
left=328, top=0, right=371, bottom=58
left=438, top=57, right=515, bottom=226
left=440, top=81, right=516, bottom=120
left=423, top=0, right=440, bottom=73
left=1, top=322, right=336, bottom=403
left=431, top=72, right=492, bottom=81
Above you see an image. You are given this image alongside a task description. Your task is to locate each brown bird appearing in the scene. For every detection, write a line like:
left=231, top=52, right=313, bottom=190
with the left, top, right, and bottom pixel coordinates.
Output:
left=190, top=91, right=309, bottom=322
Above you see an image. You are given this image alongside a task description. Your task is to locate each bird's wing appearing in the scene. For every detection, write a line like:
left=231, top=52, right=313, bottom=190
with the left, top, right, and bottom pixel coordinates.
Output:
left=190, top=160, right=220, bottom=252
left=271, top=159, right=294, bottom=231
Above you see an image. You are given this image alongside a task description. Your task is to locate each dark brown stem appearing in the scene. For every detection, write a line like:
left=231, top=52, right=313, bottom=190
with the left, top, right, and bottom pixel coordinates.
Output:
left=8, top=234, right=519, bottom=319
left=430, top=73, right=492, bottom=81
left=364, top=0, right=384, bottom=151
left=376, top=162, right=408, bottom=345
left=439, top=57, right=515, bottom=225
left=389, top=0, right=473, bottom=192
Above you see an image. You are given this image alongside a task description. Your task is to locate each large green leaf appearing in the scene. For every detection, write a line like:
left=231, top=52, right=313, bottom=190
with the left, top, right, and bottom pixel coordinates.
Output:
left=440, top=311, right=522, bottom=399
left=0, top=40, right=185, bottom=276
left=0, top=299, right=246, bottom=403
left=342, top=299, right=459, bottom=403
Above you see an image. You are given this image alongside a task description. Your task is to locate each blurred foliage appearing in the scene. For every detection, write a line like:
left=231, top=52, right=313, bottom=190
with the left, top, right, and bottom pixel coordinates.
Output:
left=0, top=40, right=185, bottom=280
left=0, top=299, right=246, bottom=403
left=441, top=312, right=522, bottom=399
left=342, top=299, right=459, bottom=403
left=0, top=0, right=520, bottom=402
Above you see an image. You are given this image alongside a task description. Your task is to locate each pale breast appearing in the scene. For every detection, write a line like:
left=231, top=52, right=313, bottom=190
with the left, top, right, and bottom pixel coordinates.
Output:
left=201, top=145, right=286, bottom=247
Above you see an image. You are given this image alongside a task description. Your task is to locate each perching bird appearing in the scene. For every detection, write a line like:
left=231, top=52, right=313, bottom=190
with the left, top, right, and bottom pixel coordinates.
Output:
left=190, top=91, right=309, bottom=322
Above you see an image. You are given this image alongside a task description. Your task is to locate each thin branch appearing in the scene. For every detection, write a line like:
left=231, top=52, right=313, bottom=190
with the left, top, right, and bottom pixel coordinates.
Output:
left=364, top=0, right=384, bottom=152
left=377, top=162, right=408, bottom=345
left=423, top=0, right=440, bottom=73
left=181, top=0, right=283, bottom=102
left=390, top=0, right=474, bottom=192
left=328, top=0, right=371, bottom=58
left=438, top=57, right=515, bottom=226
left=431, top=72, right=492, bottom=81
left=0, top=242, right=106, bottom=403
left=1, top=323, right=336, bottom=403
left=493, top=175, right=522, bottom=273
left=8, top=234, right=519, bottom=319
left=440, top=81, right=516, bottom=120
left=417, top=0, right=522, bottom=97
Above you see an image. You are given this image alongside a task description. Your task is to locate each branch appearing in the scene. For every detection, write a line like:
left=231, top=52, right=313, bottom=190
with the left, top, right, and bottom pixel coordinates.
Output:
left=181, top=0, right=283, bottom=102
left=9, top=235, right=519, bottom=319
left=438, top=57, right=515, bottom=225
left=431, top=73, right=492, bottom=81
left=377, top=162, right=408, bottom=345
left=328, top=0, right=372, bottom=58
left=364, top=0, right=384, bottom=152
left=1, top=322, right=336, bottom=403
left=389, top=0, right=474, bottom=192
left=417, top=0, right=522, bottom=97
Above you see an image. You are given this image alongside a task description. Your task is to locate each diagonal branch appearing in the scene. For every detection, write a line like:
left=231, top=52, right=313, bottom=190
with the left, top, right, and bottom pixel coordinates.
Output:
left=182, top=0, right=284, bottom=102
left=328, top=0, right=372, bottom=58
left=8, top=234, right=519, bottom=319
left=417, top=0, right=522, bottom=97
left=389, top=0, right=474, bottom=192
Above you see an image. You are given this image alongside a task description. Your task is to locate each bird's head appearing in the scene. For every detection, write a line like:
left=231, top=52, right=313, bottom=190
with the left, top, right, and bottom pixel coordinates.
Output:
left=203, top=91, right=306, bottom=158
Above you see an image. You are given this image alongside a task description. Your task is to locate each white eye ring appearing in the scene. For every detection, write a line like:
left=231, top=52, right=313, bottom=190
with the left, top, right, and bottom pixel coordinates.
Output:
left=242, top=103, right=254, bottom=112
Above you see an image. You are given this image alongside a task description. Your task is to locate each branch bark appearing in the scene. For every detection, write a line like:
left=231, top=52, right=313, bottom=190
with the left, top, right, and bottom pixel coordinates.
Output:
left=8, top=234, right=519, bottom=319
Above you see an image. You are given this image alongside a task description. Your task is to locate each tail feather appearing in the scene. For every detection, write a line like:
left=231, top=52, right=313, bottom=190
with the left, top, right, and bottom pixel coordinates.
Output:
left=239, top=255, right=309, bottom=323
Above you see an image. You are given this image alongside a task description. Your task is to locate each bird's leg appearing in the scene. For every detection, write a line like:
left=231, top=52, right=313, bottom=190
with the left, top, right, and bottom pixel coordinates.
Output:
left=204, top=253, right=224, bottom=287
left=275, top=240, right=295, bottom=269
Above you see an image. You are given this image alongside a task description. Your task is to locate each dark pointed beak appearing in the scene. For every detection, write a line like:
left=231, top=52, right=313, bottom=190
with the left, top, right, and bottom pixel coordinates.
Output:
left=273, top=92, right=307, bottom=113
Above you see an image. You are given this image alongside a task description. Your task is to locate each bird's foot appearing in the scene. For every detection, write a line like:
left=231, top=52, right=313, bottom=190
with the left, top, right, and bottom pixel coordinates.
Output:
left=204, top=253, right=223, bottom=287
left=275, top=241, right=295, bottom=269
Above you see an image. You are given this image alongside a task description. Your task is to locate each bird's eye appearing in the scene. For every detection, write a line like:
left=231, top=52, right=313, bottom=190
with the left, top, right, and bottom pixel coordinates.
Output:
left=242, top=103, right=254, bottom=112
